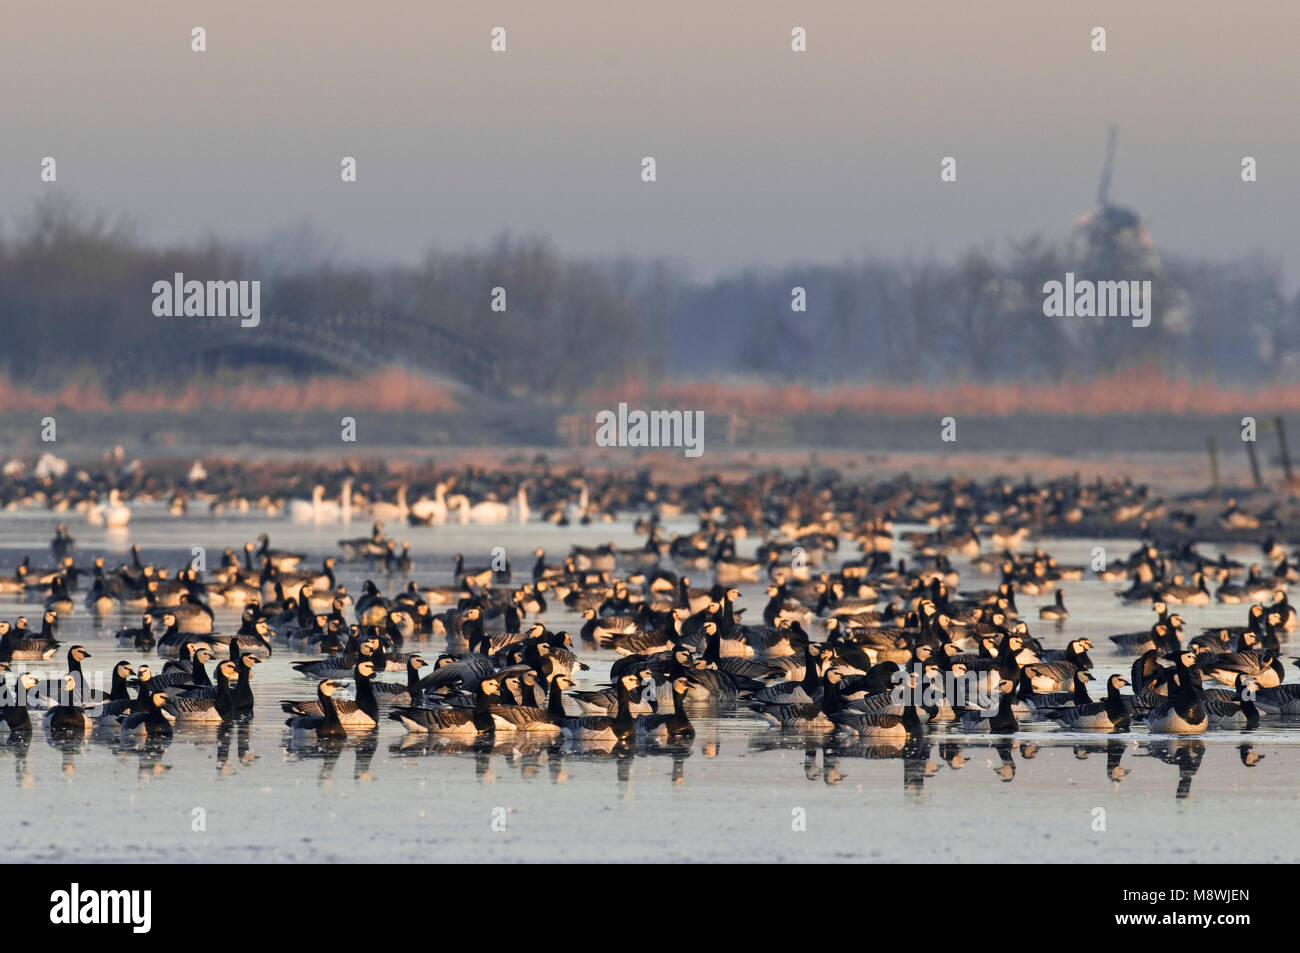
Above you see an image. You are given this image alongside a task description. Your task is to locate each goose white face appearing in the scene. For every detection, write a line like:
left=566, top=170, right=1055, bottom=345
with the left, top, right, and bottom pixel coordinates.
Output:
left=116, top=663, right=133, bottom=678
left=153, top=692, right=169, bottom=707
left=480, top=678, right=500, bottom=695
left=619, top=674, right=641, bottom=691
left=320, top=680, right=341, bottom=697
left=218, top=662, right=238, bottom=680
left=672, top=676, right=690, bottom=693
left=138, top=666, right=152, bottom=681
left=1112, top=676, right=1129, bottom=689
left=243, top=655, right=262, bottom=669
left=356, top=661, right=376, bottom=678
left=19, top=673, right=39, bottom=693
left=163, top=614, right=177, bottom=627
left=410, top=657, right=427, bottom=670
left=555, top=675, right=573, bottom=691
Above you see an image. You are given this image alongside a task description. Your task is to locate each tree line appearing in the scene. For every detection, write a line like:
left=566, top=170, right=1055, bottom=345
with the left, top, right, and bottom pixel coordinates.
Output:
left=2, top=196, right=1294, bottom=400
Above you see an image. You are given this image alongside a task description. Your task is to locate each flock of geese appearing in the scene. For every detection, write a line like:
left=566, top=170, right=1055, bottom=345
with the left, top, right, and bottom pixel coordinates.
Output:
left=4, top=454, right=1300, bottom=535
left=1, top=467, right=1299, bottom=780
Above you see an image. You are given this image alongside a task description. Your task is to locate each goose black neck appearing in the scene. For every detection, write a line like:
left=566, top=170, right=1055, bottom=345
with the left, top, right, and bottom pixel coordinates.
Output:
left=406, top=661, right=424, bottom=705
left=613, top=681, right=635, bottom=733
left=233, top=663, right=254, bottom=716
left=547, top=678, right=566, bottom=717
left=354, top=667, right=378, bottom=719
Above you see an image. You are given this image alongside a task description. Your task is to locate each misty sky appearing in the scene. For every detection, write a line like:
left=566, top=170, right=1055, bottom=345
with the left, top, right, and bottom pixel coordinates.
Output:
left=3, top=0, right=1298, bottom=284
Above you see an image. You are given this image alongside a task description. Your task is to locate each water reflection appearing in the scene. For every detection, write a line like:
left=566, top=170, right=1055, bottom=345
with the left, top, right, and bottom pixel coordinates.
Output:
left=283, top=731, right=378, bottom=784
left=1071, top=738, right=1130, bottom=783
left=382, top=732, right=706, bottom=788
left=1239, top=743, right=1265, bottom=767
left=738, top=723, right=1287, bottom=801
left=215, top=723, right=255, bottom=773
left=1139, top=740, right=1206, bottom=800
left=0, top=708, right=1289, bottom=804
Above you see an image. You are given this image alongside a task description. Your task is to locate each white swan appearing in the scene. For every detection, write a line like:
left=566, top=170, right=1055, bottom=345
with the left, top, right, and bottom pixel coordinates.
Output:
left=318, top=477, right=352, bottom=523
left=445, top=493, right=472, bottom=524
left=340, top=478, right=353, bottom=523
left=288, top=478, right=353, bottom=524
left=369, top=485, right=408, bottom=523
left=565, top=482, right=589, bottom=523
left=510, top=485, right=531, bottom=524
left=289, top=485, right=327, bottom=523
left=444, top=492, right=510, bottom=525
left=410, top=482, right=450, bottom=525
left=87, top=488, right=131, bottom=528
left=466, top=495, right=511, bottom=524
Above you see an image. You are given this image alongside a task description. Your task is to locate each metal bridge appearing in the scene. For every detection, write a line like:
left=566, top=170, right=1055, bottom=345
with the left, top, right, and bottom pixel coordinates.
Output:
left=181, top=310, right=503, bottom=389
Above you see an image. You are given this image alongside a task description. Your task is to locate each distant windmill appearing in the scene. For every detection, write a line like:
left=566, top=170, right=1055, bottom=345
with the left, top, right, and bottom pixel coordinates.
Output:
left=1074, top=125, right=1162, bottom=277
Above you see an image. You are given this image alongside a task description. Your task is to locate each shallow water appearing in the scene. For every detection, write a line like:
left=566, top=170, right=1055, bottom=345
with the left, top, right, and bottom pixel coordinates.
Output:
left=2, top=508, right=1297, bottom=863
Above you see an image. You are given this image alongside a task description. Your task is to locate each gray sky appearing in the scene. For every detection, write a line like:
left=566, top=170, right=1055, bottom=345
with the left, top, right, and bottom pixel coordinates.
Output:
left=3, top=0, right=1297, bottom=283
